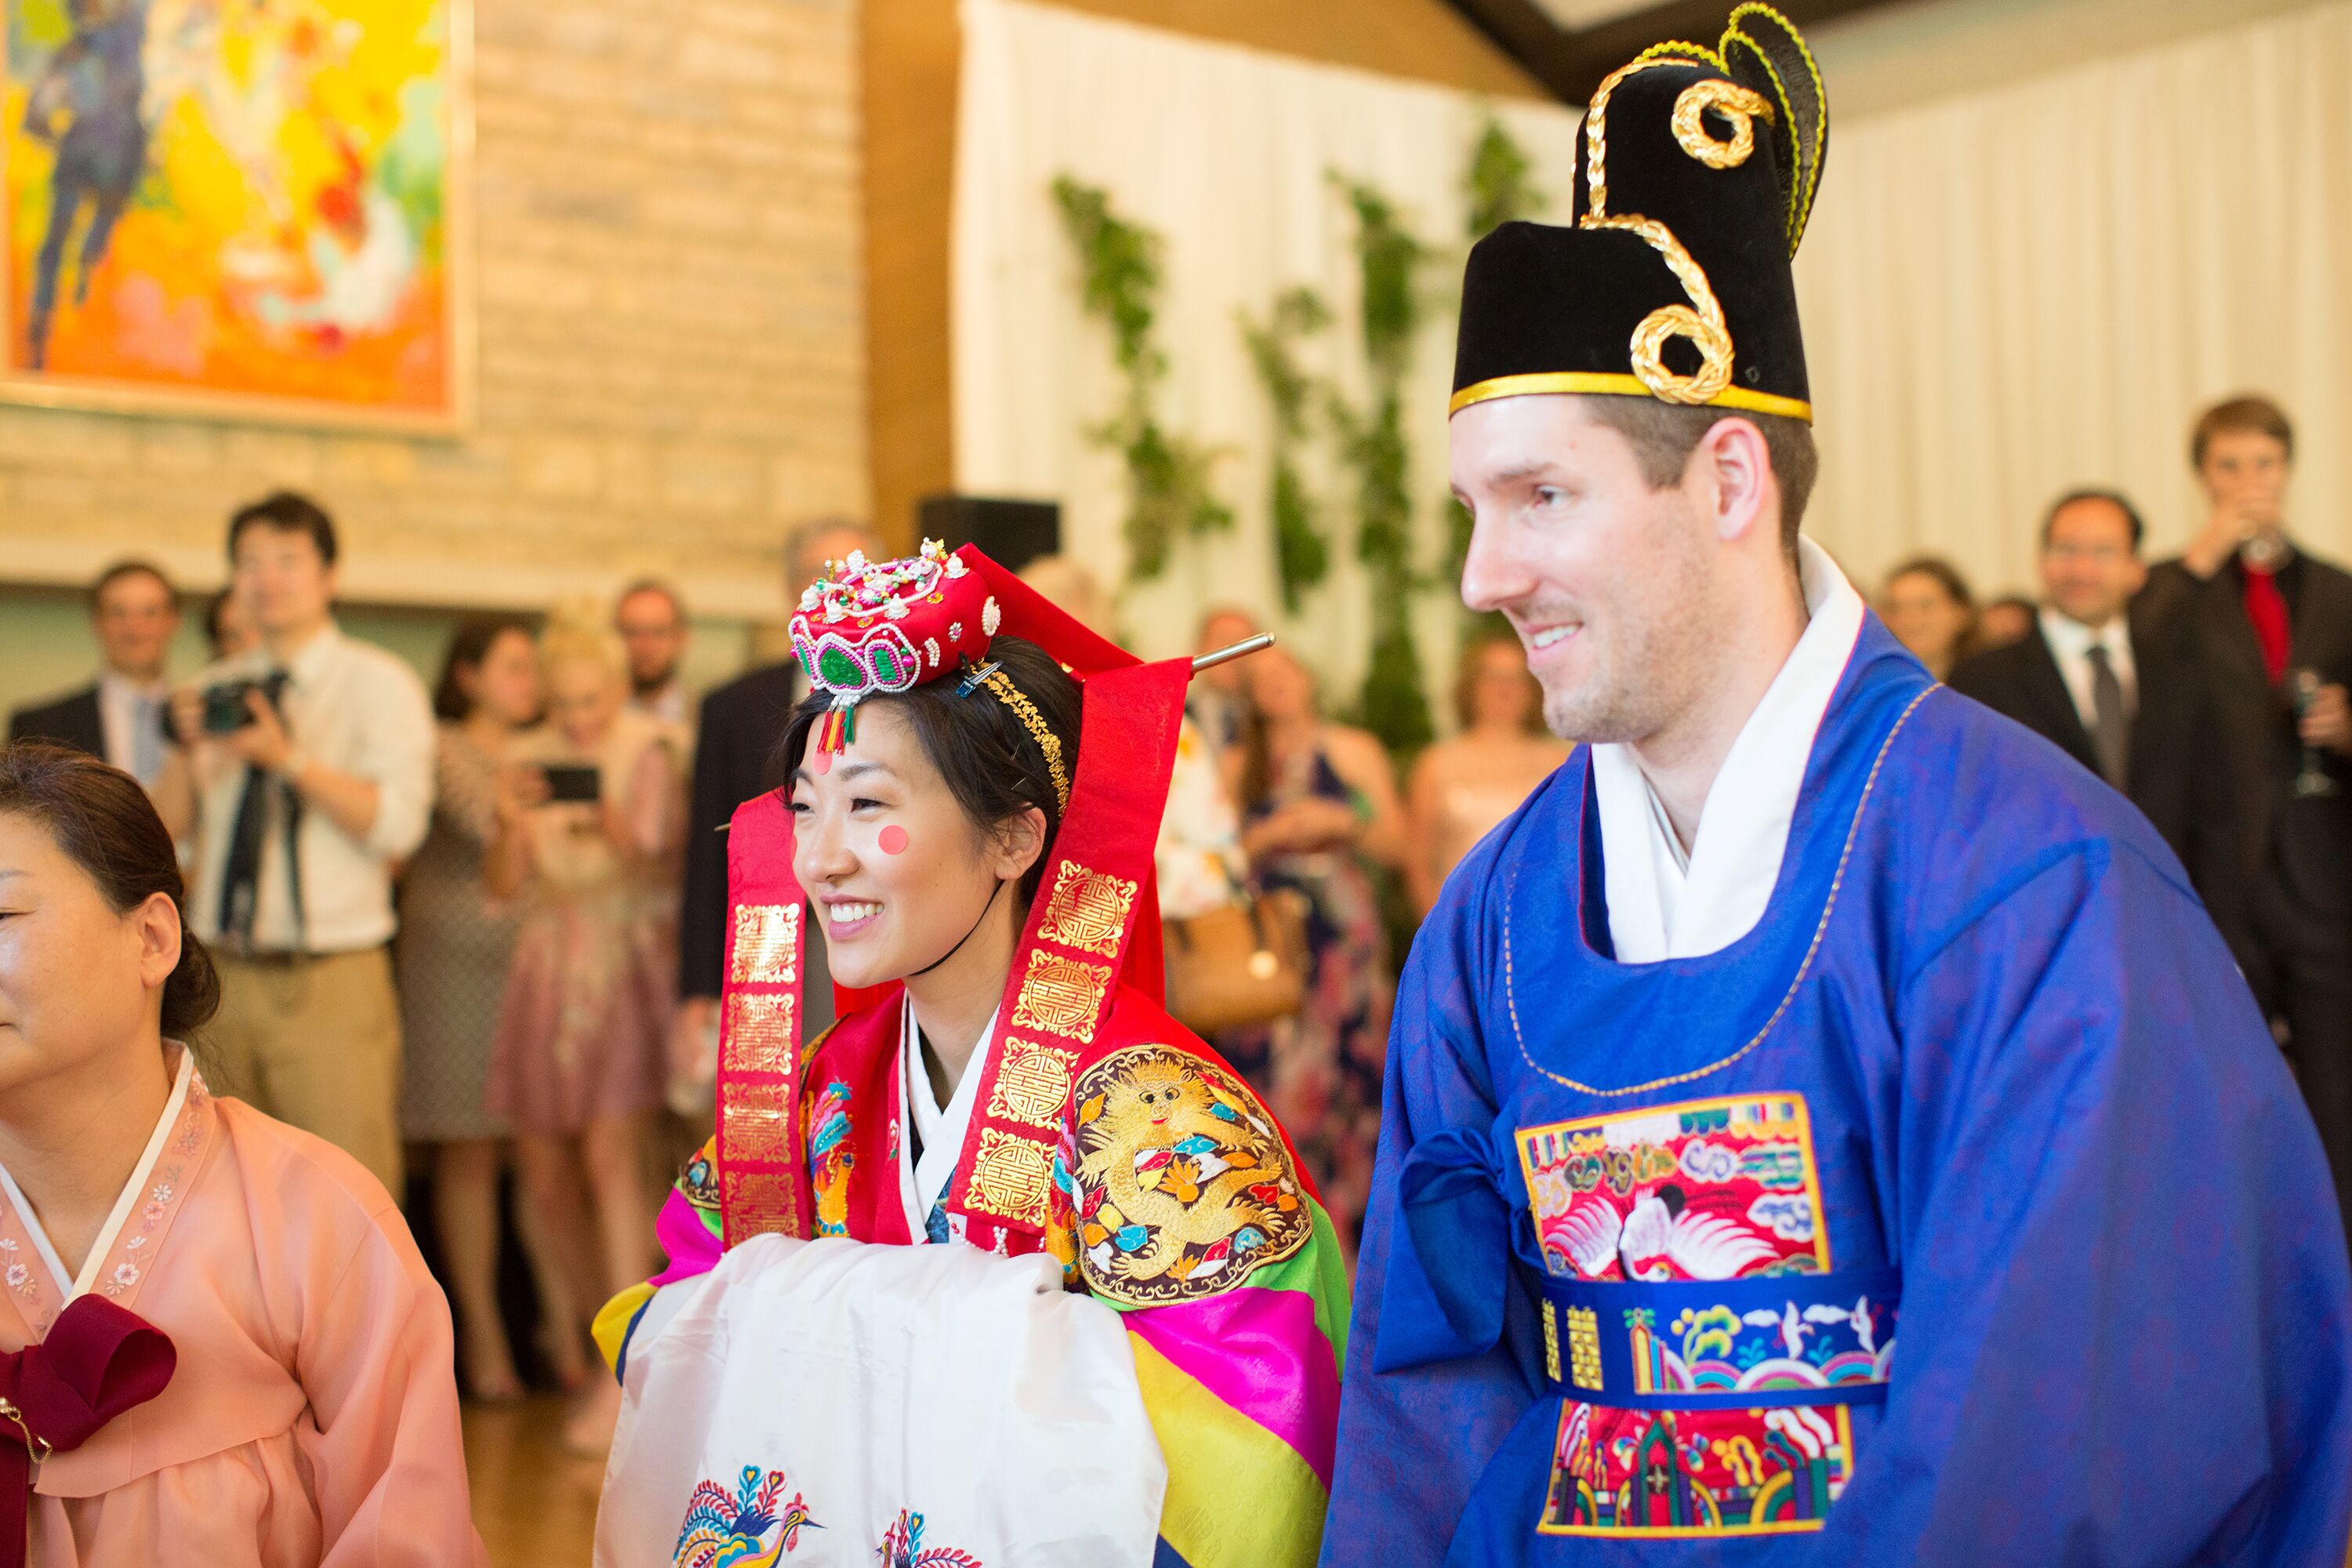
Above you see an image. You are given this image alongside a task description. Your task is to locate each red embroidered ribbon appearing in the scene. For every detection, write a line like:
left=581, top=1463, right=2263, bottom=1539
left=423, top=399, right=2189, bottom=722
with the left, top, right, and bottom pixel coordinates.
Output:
left=0, top=1295, right=176, bottom=1566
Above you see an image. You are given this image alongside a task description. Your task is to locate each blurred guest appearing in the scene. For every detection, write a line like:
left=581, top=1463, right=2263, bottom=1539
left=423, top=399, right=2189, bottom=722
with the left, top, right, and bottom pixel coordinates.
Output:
left=1949, top=491, right=2212, bottom=873
left=0, top=744, right=487, bottom=1562
left=10, top=560, right=181, bottom=793
left=1978, top=593, right=2038, bottom=652
left=1018, top=554, right=1247, bottom=916
left=204, top=588, right=259, bottom=662
left=485, top=612, right=684, bottom=1452
left=614, top=579, right=691, bottom=729
left=1220, top=645, right=1405, bottom=1250
left=2141, top=394, right=2352, bottom=1219
left=1879, top=557, right=1980, bottom=678
left=673, top=517, right=881, bottom=1109
left=161, top=492, right=434, bottom=1196
left=1403, top=631, right=1567, bottom=915
left=395, top=616, right=539, bottom=1401
left=1189, top=604, right=1264, bottom=757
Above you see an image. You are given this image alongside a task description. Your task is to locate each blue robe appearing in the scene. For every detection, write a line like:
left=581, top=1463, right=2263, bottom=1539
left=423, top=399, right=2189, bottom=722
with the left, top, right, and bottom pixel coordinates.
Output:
left=1323, top=619, right=2352, bottom=1566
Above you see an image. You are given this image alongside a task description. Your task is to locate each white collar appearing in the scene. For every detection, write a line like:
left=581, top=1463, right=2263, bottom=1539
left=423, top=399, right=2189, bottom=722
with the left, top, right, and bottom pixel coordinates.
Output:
left=898, top=995, right=1000, bottom=1240
left=1590, top=537, right=1866, bottom=964
left=97, top=671, right=168, bottom=702
left=2038, top=605, right=2129, bottom=663
left=0, top=1047, right=194, bottom=1300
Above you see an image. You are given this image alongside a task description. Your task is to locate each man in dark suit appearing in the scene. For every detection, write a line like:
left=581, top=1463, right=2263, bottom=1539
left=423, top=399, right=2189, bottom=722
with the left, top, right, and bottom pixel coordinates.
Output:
left=671, top=518, right=884, bottom=1109
left=2137, top=394, right=2352, bottom=1221
left=1950, top=489, right=2212, bottom=875
left=9, top=559, right=180, bottom=795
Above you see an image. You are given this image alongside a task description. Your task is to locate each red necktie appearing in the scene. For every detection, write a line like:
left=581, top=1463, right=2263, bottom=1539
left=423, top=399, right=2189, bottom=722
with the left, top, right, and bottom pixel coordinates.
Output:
left=2243, top=564, right=2292, bottom=684
left=0, top=1296, right=176, bottom=1567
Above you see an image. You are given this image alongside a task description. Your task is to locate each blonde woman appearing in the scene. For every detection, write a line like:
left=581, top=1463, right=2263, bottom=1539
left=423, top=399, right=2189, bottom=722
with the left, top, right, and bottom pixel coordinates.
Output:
left=485, top=608, right=684, bottom=1450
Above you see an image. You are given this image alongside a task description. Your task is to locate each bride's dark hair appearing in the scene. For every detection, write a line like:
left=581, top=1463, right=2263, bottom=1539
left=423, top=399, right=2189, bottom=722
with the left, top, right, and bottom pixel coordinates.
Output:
left=779, top=636, right=1082, bottom=905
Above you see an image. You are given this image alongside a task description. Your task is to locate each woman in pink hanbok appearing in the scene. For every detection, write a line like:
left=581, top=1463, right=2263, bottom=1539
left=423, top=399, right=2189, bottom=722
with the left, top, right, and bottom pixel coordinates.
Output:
left=0, top=742, right=485, bottom=1566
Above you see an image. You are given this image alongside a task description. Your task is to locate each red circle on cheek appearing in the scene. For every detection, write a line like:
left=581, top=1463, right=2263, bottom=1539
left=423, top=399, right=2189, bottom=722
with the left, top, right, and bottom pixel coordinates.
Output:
left=878, top=825, right=910, bottom=856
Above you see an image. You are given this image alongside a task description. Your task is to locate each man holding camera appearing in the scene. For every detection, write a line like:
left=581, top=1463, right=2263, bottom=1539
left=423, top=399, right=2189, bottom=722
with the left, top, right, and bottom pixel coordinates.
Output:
left=160, top=491, right=434, bottom=1194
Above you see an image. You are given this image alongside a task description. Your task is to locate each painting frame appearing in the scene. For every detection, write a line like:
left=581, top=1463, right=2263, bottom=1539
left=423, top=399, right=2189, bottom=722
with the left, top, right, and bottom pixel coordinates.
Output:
left=0, top=0, right=475, bottom=435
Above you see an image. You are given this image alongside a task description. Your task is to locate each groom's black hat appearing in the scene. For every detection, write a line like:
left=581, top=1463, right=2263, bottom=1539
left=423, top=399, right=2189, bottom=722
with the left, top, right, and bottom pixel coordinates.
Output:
left=1452, top=5, right=1828, bottom=424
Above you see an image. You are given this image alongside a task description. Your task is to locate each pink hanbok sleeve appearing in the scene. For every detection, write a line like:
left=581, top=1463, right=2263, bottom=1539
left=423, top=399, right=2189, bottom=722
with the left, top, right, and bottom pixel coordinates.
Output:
left=292, top=1193, right=488, bottom=1567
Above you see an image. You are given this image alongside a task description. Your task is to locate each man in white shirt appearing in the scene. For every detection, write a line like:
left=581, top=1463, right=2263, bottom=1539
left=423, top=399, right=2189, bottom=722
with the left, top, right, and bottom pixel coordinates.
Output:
left=1327, top=13, right=2350, bottom=1563
left=161, top=491, right=434, bottom=1193
left=1948, top=489, right=2212, bottom=873
left=9, top=561, right=182, bottom=795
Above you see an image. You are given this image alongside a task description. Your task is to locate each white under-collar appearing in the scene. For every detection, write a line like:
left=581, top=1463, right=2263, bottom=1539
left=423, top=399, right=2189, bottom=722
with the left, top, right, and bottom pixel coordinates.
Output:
left=897, top=995, right=1001, bottom=1240
left=0, top=1047, right=194, bottom=1299
left=1589, top=537, right=1866, bottom=964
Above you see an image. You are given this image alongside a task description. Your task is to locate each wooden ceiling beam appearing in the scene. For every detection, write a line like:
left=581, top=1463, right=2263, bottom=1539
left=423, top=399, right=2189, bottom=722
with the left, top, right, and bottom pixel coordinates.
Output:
left=1445, top=0, right=1910, bottom=103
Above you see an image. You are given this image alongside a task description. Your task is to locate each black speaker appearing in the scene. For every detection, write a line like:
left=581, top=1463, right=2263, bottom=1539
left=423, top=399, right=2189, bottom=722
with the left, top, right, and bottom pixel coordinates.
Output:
left=918, top=494, right=1061, bottom=575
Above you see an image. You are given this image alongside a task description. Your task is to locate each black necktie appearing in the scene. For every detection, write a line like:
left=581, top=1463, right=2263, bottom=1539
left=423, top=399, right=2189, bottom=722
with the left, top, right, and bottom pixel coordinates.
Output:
left=2085, top=643, right=2129, bottom=789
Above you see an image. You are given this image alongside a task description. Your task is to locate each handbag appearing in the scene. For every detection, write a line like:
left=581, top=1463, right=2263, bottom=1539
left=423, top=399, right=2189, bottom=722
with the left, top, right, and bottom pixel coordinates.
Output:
left=1162, top=889, right=1311, bottom=1035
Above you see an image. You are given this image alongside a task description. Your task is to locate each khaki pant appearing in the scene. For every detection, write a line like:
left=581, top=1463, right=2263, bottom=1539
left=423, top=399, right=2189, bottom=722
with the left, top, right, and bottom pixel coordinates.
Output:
left=209, top=947, right=405, bottom=1195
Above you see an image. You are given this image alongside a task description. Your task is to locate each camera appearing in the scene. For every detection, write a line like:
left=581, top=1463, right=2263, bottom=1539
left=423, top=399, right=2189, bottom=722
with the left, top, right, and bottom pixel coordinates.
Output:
left=200, top=672, right=288, bottom=735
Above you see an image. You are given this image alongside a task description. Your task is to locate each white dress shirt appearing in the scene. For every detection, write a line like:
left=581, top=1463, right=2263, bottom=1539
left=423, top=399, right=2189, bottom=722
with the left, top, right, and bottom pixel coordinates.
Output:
left=187, top=623, right=436, bottom=953
left=897, top=994, right=1002, bottom=1240
left=96, top=672, right=171, bottom=789
left=1589, top=538, right=1867, bottom=964
left=2038, top=606, right=2136, bottom=732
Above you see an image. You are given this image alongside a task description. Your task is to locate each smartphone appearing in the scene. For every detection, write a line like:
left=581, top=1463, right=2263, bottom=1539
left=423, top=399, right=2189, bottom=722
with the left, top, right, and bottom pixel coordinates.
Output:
left=543, top=764, right=602, bottom=804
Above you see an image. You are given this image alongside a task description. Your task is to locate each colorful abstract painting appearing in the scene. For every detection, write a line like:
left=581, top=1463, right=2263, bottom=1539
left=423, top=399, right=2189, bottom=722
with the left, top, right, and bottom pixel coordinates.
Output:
left=2, top=0, right=466, bottom=427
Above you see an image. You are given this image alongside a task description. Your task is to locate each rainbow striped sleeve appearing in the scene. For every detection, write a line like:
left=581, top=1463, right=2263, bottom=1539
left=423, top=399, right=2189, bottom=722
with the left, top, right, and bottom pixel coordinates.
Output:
left=593, top=1136, right=727, bottom=1376
left=1107, top=1202, right=1352, bottom=1568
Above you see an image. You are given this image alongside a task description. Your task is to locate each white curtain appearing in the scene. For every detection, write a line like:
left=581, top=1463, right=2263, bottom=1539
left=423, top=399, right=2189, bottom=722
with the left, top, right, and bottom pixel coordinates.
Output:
left=953, top=0, right=1582, bottom=706
left=956, top=0, right=2352, bottom=672
left=1798, top=0, right=2352, bottom=601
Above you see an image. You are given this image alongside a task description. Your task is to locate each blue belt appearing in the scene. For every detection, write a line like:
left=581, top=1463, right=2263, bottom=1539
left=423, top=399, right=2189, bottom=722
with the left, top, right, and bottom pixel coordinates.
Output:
left=1533, top=1265, right=1900, bottom=1412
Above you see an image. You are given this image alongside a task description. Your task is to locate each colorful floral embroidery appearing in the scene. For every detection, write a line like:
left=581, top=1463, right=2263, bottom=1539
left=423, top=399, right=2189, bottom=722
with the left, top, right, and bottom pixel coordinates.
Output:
left=681, top=1149, right=722, bottom=1214
left=1519, top=1094, right=1867, bottom=1537
left=808, top=1081, right=855, bottom=1238
left=875, top=1509, right=982, bottom=1566
left=0, top=1240, right=31, bottom=1299
left=100, top=1075, right=209, bottom=1301
left=673, top=1464, right=817, bottom=1566
left=1062, top=1044, right=1311, bottom=1307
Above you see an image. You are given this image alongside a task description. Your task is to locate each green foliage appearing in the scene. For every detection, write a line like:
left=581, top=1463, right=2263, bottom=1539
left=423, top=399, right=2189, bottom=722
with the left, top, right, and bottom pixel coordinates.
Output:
left=1329, top=176, right=1435, bottom=757
left=1462, top=114, right=1544, bottom=240
left=1240, top=287, right=1333, bottom=611
left=1052, top=176, right=1231, bottom=579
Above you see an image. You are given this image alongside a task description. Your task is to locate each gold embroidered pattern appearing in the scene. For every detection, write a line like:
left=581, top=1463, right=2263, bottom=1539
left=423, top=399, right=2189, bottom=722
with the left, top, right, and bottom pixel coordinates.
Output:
left=1038, top=862, right=1137, bottom=958
left=1583, top=57, right=1740, bottom=406
left=1009, top=951, right=1112, bottom=1041
left=981, top=670, right=1070, bottom=812
left=728, top=903, right=800, bottom=985
left=1671, top=78, right=1774, bottom=169
left=1067, top=1044, right=1313, bottom=1308
left=725, top=1167, right=801, bottom=1239
left=722, top=993, right=797, bottom=1073
left=1566, top=1306, right=1605, bottom=1391
left=1542, top=1302, right=1563, bottom=1382
left=989, top=1036, right=1080, bottom=1126
left=968, top=1128, right=1054, bottom=1223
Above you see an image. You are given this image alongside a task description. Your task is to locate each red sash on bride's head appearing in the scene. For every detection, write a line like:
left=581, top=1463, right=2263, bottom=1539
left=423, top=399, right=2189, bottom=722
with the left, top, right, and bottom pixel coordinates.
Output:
left=714, top=545, right=1189, bottom=1248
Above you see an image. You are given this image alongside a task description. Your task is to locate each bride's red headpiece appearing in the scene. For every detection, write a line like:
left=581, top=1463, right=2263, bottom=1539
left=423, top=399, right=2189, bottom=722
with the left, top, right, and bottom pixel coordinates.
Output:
left=717, top=542, right=1191, bottom=1249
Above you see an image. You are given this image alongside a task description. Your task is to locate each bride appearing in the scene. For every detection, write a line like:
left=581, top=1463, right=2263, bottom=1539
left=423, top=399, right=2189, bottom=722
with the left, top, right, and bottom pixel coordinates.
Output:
left=593, top=543, right=1345, bottom=1567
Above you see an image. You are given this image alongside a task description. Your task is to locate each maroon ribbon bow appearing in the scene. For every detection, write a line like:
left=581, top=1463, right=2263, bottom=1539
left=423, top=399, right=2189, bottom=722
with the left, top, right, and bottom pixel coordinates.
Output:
left=0, top=1296, right=176, bottom=1567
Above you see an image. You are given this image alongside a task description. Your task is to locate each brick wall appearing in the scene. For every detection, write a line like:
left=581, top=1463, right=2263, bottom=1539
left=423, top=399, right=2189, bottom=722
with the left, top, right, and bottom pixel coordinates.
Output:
left=0, top=0, right=866, bottom=622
